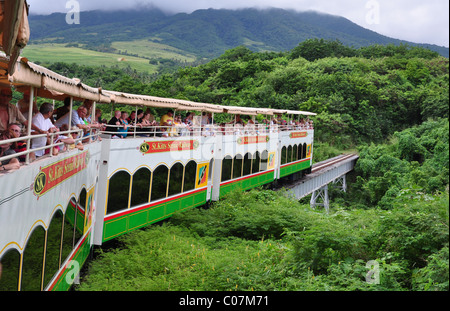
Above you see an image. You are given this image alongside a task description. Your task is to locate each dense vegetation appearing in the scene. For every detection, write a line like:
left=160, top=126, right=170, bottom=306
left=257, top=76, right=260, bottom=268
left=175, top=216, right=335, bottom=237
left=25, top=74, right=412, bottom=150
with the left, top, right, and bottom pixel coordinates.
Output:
left=56, top=41, right=448, bottom=291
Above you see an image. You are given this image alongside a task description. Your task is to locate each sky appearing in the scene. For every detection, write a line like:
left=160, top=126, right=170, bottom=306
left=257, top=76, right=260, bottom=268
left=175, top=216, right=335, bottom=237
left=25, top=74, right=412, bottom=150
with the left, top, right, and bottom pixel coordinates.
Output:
left=27, top=0, right=449, bottom=47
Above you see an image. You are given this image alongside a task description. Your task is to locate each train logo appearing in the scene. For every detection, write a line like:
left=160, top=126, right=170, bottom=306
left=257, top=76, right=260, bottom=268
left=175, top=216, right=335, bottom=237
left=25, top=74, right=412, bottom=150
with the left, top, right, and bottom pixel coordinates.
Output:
left=196, top=163, right=209, bottom=188
left=33, top=171, right=47, bottom=196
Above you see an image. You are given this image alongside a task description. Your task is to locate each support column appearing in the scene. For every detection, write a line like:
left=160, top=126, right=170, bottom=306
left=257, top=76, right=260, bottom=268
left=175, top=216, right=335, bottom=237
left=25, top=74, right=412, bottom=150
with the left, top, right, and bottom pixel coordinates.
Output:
left=333, top=175, right=347, bottom=192
left=310, top=184, right=329, bottom=213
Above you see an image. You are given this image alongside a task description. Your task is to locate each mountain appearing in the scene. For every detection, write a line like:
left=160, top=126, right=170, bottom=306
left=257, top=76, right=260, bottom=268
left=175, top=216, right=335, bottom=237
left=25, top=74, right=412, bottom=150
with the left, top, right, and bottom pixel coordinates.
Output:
left=27, top=7, right=449, bottom=61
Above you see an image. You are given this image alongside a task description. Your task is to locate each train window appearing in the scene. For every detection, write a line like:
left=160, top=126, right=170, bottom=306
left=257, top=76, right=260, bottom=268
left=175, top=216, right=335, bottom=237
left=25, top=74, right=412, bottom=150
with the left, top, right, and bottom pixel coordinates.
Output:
left=183, top=160, right=197, bottom=192
left=107, top=171, right=131, bottom=215
left=302, top=143, right=307, bottom=159
left=61, top=197, right=77, bottom=269
left=221, top=155, right=233, bottom=182
left=252, top=151, right=261, bottom=174
left=168, top=162, right=184, bottom=197
left=76, top=188, right=86, bottom=242
left=297, top=144, right=302, bottom=160
left=287, top=145, right=293, bottom=163
left=293, top=145, right=298, bottom=162
left=243, top=153, right=252, bottom=176
left=151, top=165, right=169, bottom=201
left=0, top=248, right=21, bottom=291
left=281, top=146, right=287, bottom=165
left=260, top=150, right=269, bottom=171
left=44, top=210, right=64, bottom=289
left=131, top=167, right=151, bottom=207
left=232, top=154, right=243, bottom=179
left=21, top=226, right=46, bottom=291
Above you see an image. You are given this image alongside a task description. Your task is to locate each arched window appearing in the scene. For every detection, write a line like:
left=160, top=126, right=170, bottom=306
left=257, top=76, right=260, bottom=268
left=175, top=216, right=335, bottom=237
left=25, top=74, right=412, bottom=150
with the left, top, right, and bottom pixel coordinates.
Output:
left=21, top=226, right=46, bottom=291
left=107, top=171, right=131, bottom=214
left=281, top=146, right=287, bottom=165
left=44, top=210, right=64, bottom=289
left=131, top=167, right=151, bottom=207
left=287, top=145, right=293, bottom=163
left=76, top=188, right=87, bottom=241
left=61, top=197, right=77, bottom=268
left=252, top=151, right=261, bottom=174
left=232, top=154, right=243, bottom=179
left=297, top=144, right=302, bottom=160
left=183, top=160, right=197, bottom=192
left=260, top=150, right=269, bottom=171
left=0, top=248, right=21, bottom=291
left=302, top=143, right=307, bottom=159
left=151, top=165, right=169, bottom=201
left=243, top=153, right=252, bottom=176
left=221, top=155, right=233, bottom=182
left=292, top=145, right=298, bottom=162
left=168, top=162, right=184, bottom=197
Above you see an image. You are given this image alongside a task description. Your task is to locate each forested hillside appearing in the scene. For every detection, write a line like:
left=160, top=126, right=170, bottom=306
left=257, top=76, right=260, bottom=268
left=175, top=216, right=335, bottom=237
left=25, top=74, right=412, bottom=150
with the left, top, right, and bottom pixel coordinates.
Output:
left=28, top=8, right=449, bottom=61
left=74, top=40, right=448, bottom=291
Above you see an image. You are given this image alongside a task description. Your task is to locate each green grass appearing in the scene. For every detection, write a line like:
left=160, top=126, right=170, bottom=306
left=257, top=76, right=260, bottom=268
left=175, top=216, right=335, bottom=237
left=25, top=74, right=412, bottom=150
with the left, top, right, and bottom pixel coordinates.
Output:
left=111, top=39, right=197, bottom=63
left=22, top=43, right=159, bottom=74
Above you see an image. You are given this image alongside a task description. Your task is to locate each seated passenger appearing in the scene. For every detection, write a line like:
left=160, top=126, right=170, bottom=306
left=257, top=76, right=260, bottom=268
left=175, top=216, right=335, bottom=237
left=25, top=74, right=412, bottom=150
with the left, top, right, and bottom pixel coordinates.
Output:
left=0, top=130, right=20, bottom=171
left=118, top=111, right=129, bottom=138
left=7, top=123, right=35, bottom=163
left=160, top=110, right=174, bottom=137
left=31, top=102, right=59, bottom=157
left=0, top=88, right=42, bottom=134
left=105, top=110, right=123, bottom=138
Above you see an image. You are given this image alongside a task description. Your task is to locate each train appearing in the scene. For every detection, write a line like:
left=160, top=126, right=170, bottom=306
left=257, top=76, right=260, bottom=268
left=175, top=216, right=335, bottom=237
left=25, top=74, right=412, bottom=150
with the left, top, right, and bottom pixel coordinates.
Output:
left=0, top=4, right=315, bottom=291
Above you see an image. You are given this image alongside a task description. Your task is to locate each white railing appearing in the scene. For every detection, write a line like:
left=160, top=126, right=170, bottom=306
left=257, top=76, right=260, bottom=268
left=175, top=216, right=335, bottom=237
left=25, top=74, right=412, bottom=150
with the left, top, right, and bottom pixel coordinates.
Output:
left=100, top=123, right=314, bottom=138
left=1, top=121, right=313, bottom=173
left=0, top=127, right=100, bottom=173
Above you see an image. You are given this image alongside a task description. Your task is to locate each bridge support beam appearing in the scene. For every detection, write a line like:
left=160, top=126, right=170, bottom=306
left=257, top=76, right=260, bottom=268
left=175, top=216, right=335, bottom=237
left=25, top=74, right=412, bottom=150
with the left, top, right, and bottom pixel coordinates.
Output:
left=333, top=175, right=347, bottom=193
left=310, top=185, right=329, bottom=213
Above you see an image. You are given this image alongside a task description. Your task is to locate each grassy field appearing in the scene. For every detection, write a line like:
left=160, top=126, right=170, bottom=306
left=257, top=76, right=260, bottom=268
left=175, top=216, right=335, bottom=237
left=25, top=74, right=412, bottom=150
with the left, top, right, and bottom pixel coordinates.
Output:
left=111, top=38, right=197, bottom=63
left=22, top=43, right=159, bottom=74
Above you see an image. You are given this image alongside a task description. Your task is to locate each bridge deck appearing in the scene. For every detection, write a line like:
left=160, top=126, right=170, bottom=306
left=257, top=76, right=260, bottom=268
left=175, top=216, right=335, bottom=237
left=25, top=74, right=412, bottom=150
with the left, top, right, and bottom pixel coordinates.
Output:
left=284, top=154, right=359, bottom=200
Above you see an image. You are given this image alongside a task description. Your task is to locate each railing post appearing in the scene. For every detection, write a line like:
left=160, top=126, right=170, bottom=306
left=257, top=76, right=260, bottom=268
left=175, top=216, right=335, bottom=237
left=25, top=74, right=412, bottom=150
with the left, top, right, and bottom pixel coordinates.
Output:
left=25, top=86, right=34, bottom=164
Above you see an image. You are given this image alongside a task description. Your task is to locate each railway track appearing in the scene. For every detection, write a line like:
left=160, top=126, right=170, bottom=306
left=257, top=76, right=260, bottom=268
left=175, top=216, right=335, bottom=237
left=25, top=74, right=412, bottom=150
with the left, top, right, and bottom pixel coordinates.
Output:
left=311, top=153, right=359, bottom=174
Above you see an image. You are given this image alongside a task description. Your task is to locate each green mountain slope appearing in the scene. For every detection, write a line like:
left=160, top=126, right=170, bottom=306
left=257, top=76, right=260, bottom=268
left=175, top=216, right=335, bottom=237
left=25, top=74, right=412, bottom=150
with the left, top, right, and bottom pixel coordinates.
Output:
left=28, top=7, right=449, bottom=61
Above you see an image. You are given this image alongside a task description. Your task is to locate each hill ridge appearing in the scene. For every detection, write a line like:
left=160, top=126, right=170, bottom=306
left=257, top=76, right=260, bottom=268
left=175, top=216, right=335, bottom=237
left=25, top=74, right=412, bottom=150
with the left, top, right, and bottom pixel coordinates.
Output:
left=27, top=7, right=449, bottom=59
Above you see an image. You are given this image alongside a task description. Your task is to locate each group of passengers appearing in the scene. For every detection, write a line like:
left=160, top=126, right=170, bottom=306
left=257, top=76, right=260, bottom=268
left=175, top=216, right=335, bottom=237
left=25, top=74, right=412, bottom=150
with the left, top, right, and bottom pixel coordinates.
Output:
left=1, top=88, right=101, bottom=172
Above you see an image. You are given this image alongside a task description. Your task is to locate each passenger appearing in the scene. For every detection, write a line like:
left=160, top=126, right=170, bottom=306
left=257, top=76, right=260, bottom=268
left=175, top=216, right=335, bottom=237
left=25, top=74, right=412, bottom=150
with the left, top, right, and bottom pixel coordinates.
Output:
left=0, top=130, right=21, bottom=171
left=183, top=112, right=194, bottom=126
left=105, top=110, right=123, bottom=138
left=118, top=111, right=129, bottom=138
left=55, top=105, right=91, bottom=132
left=144, top=108, right=156, bottom=123
left=0, top=88, right=42, bottom=134
left=7, top=123, right=35, bottom=162
left=64, top=126, right=84, bottom=151
left=54, top=97, right=71, bottom=122
left=95, top=108, right=103, bottom=124
left=18, top=93, right=38, bottom=121
left=160, top=110, right=174, bottom=137
left=31, top=102, right=59, bottom=157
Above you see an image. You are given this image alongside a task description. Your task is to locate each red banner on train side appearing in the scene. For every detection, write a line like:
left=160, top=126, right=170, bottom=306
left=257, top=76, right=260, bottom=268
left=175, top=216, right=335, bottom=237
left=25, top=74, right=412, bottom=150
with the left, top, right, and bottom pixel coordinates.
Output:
left=139, top=140, right=199, bottom=154
left=33, top=151, right=89, bottom=197
left=289, top=132, right=308, bottom=138
left=237, top=136, right=269, bottom=145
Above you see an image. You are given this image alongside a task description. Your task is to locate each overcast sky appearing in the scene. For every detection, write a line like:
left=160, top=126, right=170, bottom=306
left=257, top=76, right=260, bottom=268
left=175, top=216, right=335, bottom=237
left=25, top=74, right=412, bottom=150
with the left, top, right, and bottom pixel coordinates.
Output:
left=27, top=0, right=449, bottom=47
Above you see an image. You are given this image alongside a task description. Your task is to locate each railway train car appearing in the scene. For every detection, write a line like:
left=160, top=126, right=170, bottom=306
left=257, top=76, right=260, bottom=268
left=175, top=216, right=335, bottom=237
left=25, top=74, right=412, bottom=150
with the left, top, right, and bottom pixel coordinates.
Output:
left=0, top=6, right=315, bottom=291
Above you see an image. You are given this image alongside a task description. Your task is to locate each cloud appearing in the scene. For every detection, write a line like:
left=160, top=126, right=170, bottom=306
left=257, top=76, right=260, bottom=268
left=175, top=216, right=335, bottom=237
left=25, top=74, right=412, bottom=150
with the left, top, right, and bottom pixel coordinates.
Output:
left=26, top=0, right=449, bottom=47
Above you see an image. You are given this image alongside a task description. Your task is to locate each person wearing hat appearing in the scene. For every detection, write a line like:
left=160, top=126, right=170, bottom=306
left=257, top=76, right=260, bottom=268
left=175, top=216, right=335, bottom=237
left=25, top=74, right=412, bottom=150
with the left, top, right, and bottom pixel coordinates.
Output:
left=0, top=88, right=42, bottom=134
